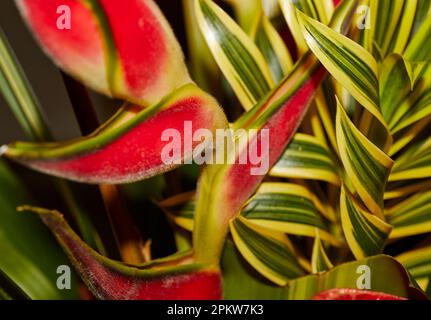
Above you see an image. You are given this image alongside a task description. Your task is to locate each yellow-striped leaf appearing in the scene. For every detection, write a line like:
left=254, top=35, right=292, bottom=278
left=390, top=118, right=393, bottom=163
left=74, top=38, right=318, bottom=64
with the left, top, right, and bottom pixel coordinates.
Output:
left=161, top=182, right=340, bottom=246
left=397, top=246, right=431, bottom=280
left=240, top=183, right=340, bottom=246
left=405, top=13, right=431, bottom=62
left=389, top=62, right=431, bottom=133
left=385, top=180, right=431, bottom=200
left=365, top=0, right=412, bottom=57
left=229, top=216, right=305, bottom=285
left=380, top=54, right=414, bottom=128
left=336, top=100, right=394, bottom=215
left=298, top=11, right=388, bottom=128
left=251, top=12, right=293, bottom=82
left=386, top=190, right=431, bottom=238
left=390, top=136, right=431, bottom=181
left=194, top=0, right=274, bottom=110
left=278, top=0, right=333, bottom=56
left=286, top=255, right=422, bottom=299
left=270, top=133, right=340, bottom=185
left=340, top=187, right=393, bottom=260
left=311, top=231, right=334, bottom=273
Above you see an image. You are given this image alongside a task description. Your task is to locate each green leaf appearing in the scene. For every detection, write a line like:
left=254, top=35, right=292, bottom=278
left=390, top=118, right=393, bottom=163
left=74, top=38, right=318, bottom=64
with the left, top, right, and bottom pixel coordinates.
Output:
left=390, top=136, right=431, bottom=181
left=223, top=0, right=262, bottom=34
left=251, top=12, right=293, bottom=82
left=229, top=217, right=306, bottom=286
left=365, top=0, right=409, bottom=57
left=387, top=0, right=420, bottom=55
left=298, top=11, right=388, bottom=128
left=0, top=27, right=50, bottom=141
left=0, top=160, right=79, bottom=299
left=194, top=0, right=273, bottom=110
left=405, top=13, right=431, bottom=62
left=160, top=182, right=340, bottom=245
left=336, top=100, right=394, bottom=215
left=397, top=246, right=431, bottom=280
left=311, top=231, right=334, bottom=273
left=270, top=133, right=341, bottom=185
left=240, top=183, right=340, bottom=246
left=340, top=187, right=392, bottom=260
left=380, top=54, right=414, bottom=128
left=286, top=255, right=423, bottom=299
left=386, top=190, right=431, bottom=238
left=224, top=250, right=424, bottom=299
left=278, top=0, right=333, bottom=56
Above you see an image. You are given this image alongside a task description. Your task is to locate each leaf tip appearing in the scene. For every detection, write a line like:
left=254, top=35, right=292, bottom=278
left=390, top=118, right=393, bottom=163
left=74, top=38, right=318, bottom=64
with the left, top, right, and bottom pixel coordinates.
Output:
left=17, top=205, right=64, bottom=223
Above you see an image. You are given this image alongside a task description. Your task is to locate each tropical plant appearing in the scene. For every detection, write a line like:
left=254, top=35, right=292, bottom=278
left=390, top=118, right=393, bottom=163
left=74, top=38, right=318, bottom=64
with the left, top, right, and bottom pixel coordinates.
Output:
left=1, top=0, right=431, bottom=300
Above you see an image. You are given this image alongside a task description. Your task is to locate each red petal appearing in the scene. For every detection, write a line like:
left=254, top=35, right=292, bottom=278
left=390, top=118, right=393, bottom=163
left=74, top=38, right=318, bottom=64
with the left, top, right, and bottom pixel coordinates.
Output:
left=16, top=0, right=109, bottom=93
left=98, top=0, right=190, bottom=105
left=4, top=85, right=227, bottom=184
left=21, top=206, right=222, bottom=300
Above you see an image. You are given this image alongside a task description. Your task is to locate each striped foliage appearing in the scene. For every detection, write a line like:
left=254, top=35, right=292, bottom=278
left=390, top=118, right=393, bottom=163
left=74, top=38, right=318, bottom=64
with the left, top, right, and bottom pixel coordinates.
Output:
left=397, top=246, right=431, bottom=280
left=390, top=136, right=431, bottom=181
left=380, top=54, right=414, bottom=128
left=278, top=0, right=333, bottom=55
left=386, top=190, right=431, bottom=238
left=286, top=255, right=419, bottom=299
left=311, top=232, right=334, bottom=273
left=405, top=13, right=431, bottom=62
left=160, top=182, right=339, bottom=245
left=340, top=188, right=392, bottom=260
left=336, top=100, right=394, bottom=215
left=194, top=0, right=273, bottom=110
left=297, top=11, right=388, bottom=128
left=240, top=183, right=339, bottom=246
left=270, top=133, right=340, bottom=185
left=251, top=12, right=293, bottom=82
left=230, top=217, right=306, bottom=285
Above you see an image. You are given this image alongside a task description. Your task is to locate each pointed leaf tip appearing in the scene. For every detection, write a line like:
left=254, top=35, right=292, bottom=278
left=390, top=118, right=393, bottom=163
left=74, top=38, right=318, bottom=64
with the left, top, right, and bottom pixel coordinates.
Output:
left=23, top=205, right=222, bottom=300
left=4, top=84, right=228, bottom=184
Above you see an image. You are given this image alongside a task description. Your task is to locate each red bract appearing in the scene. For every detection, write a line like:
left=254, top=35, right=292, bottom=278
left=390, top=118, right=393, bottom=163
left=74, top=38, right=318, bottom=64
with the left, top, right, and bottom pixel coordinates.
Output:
left=313, top=288, right=407, bottom=300
left=3, top=84, right=227, bottom=184
left=16, top=0, right=191, bottom=105
left=20, top=206, right=222, bottom=300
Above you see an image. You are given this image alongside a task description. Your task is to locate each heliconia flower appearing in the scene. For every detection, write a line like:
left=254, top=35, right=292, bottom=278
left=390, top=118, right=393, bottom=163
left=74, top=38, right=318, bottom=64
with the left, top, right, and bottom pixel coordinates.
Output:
left=313, top=288, right=406, bottom=300
left=16, top=0, right=191, bottom=105
left=2, top=84, right=228, bottom=184
left=18, top=206, right=222, bottom=300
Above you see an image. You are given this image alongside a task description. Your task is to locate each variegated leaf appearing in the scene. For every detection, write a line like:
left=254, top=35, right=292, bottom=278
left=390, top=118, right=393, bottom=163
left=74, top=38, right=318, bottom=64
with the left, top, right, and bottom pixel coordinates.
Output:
left=386, top=190, right=431, bottom=238
left=397, top=246, right=431, bottom=280
left=278, top=0, right=333, bottom=55
left=298, top=10, right=388, bottom=128
left=340, top=187, right=392, bottom=260
left=390, top=136, right=431, bottom=181
left=336, top=100, right=394, bottom=215
left=229, top=216, right=306, bottom=286
left=194, top=0, right=273, bottom=110
left=270, top=133, right=340, bottom=185
left=251, top=12, right=293, bottom=82
left=311, top=231, right=334, bottom=273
